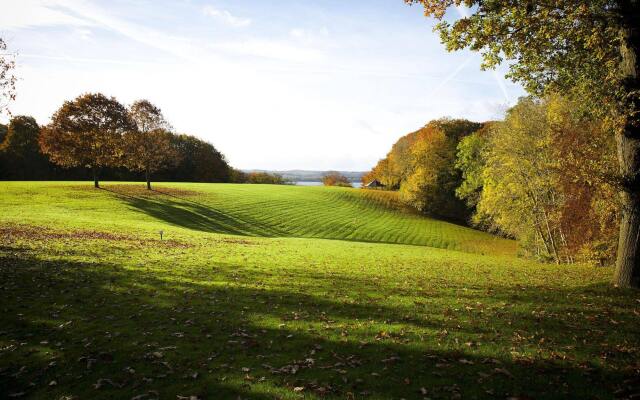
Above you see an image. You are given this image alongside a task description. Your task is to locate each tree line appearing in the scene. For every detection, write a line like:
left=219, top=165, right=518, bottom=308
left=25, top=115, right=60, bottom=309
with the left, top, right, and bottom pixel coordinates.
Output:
left=0, top=93, right=243, bottom=187
left=364, top=95, right=619, bottom=265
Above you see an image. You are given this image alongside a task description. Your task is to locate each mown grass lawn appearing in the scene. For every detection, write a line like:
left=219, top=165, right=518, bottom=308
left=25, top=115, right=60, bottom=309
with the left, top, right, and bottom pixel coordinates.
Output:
left=0, top=182, right=639, bottom=399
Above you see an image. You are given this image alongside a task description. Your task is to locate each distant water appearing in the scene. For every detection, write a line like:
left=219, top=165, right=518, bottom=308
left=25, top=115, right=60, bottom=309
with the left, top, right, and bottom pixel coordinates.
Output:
left=296, top=181, right=362, bottom=188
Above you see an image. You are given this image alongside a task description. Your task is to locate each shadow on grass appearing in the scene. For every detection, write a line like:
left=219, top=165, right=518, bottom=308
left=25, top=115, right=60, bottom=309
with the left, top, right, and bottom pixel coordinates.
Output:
left=1, top=253, right=639, bottom=399
left=100, top=187, right=286, bottom=237
left=96, top=186, right=514, bottom=256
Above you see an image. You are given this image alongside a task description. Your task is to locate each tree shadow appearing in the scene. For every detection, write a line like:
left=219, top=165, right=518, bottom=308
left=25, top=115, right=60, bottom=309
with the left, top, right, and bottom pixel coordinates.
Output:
left=100, top=187, right=285, bottom=237
left=1, top=252, right=639, bottom=399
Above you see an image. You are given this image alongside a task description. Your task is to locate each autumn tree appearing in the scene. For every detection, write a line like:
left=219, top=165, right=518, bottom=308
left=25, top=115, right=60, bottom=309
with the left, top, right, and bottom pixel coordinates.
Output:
left=458, top=96, right=619, bottom=263
left=405, top=0, right=640, bottom=286
left=386, top=132, right=420, bottom=189
left=124, top=100, right=180, bottom=190
left=474, top=98, right=564, bottom=260
left=362, top=158, right=396, bottom=188
left=0, top=38, right=17, bottom=117
left=400, top=119, right=479, bottom=221
left=322, top=172, right=353, bottom=187
left=39, top=93, right=133, bottom=188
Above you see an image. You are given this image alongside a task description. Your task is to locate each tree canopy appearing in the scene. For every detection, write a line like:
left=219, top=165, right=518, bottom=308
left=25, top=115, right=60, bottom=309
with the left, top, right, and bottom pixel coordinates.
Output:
left=124, top=100, right=180, bottom=190
left=39, top=93, right=134, bottom=187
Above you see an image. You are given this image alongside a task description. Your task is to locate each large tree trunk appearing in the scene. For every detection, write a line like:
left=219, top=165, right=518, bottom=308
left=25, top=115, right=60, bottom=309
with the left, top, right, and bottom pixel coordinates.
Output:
left=615, top=181, right=640, bottom=287
left=92, top=166, right=99, bottom=189
left=146, top=168, right=151, bottom=190
left=614, top=11, right=640, bottom=288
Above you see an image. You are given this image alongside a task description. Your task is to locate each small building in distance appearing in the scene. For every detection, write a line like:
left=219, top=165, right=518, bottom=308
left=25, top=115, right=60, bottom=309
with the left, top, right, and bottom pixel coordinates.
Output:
left=363, top=179, right=385, bottom=189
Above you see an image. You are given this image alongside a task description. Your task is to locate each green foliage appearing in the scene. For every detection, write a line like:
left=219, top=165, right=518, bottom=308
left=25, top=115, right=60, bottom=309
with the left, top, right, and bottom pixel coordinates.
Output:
left=1, top=182, right=639, bottom=399
left=404, top=1, right=626, bottom=106
left=455, top=124, right=490, bottom=208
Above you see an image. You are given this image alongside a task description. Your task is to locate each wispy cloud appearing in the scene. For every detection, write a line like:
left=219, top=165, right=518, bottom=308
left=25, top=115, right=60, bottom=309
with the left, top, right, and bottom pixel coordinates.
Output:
left=453, top=5, right=511, bottom=102
left=209, top=39, right=325, bottom=63
left=0, top=0, right=91, bottom=30
left=202, top=5, right=251, bottom=28
left=0, top=0, right=205, bottom=61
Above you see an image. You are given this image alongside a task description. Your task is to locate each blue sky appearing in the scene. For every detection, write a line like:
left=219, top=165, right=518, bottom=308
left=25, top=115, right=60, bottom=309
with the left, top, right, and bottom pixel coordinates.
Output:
left=0, top=0, right=524, bottom=170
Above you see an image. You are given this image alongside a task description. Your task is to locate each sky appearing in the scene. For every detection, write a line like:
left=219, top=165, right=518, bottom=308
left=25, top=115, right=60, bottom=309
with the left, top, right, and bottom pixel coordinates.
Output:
left=0, top=0, right=525, bottom=171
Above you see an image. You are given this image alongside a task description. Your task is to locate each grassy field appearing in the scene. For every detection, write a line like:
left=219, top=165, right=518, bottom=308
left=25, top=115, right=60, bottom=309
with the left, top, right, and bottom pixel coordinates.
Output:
left=0, top=182, right=514, bottom=255
left=1, top=182, right=639, bottom=399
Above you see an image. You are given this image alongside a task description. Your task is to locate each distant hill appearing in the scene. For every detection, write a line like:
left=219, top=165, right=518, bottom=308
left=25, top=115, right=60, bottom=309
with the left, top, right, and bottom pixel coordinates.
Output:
left=242, top=169, right=366, bottom=182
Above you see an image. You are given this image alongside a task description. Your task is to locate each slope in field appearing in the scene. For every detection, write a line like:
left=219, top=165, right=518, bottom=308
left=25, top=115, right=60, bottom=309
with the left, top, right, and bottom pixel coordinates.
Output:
left=0, top=182, right=516, bottom=256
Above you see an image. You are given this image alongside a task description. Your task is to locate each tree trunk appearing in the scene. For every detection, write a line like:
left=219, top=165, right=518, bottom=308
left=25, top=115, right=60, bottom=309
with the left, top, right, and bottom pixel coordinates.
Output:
left=614, top=11, right=640, bottom=288
left=146, top=168, right=151, bottom=190
left=615, top=183, right=640, bottom=287
left=92, top=166, right=99, bottom=189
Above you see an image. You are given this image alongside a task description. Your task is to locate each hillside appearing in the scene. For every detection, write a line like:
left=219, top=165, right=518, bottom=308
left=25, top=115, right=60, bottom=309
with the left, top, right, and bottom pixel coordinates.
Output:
left=1, top=182, right=638, bottom=400
left=0, top=181, right=514, bottom=256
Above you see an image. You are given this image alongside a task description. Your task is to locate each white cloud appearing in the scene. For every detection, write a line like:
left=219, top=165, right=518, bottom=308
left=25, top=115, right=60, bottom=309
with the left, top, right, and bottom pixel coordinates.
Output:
left=0, top=0, right=92, bottom=30
left=202, top=5, right=251, bottom=28
left=0, top=0, right=206, bottom=61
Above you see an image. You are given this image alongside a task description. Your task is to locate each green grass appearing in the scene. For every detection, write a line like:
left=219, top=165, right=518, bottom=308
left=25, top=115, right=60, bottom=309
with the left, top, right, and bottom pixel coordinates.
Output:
left=1, top=181, right=638, bottom=400
left=0, top=182, right=514, bottom=256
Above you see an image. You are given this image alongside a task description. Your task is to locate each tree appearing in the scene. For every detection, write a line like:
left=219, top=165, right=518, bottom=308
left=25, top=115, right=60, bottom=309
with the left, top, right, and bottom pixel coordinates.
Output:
left=459, top=96, right=619, bottom=263
left=246, top=172, right=288, bottom=185
left=0, top=116, right=49, bottom=179
left=124, top=100, right=180, bottom=190
left=405, top=0, right=640, bottom=286
left=0, top=38, right=17, bottom=117
left=476, top=98, right=563, bottom=260
left=1, top=116, right=40, bottom=157
left=166, top=134, right=231, bottom=183
left=399, top=119, right=477, bottom=221
left=322, top=172, right=353, bottom=187
left=455, top=125, right=490, bottom=209
left=39, top=93, right=133, bottom=188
